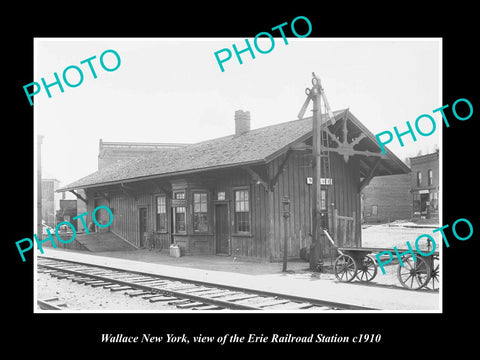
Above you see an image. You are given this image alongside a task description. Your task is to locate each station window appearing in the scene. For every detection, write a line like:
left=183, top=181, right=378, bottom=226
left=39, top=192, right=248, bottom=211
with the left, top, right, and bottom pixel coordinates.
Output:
left=428, top=169, right=433, bottom=186
left=174, top=191, right=185, bottom=200
left=174, top=206, right=186, bottom=233
left=155, top=195, right=167, bottom=232
left=320, top=189, right=327, bottom=211
left=234, top=189, right=250, bottom=233
left=193, top=192, right=208, bottom=232
left=372, top=205, right=378, bottom=216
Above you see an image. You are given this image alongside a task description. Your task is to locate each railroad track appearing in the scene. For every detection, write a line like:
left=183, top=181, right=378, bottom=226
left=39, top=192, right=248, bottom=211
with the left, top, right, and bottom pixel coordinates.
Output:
left=37, top=257, right=375, bottom=311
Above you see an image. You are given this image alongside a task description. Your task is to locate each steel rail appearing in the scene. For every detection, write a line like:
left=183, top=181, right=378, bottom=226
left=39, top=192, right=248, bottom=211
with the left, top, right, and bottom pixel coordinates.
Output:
left=38, top=256, right=376, bottom=310
left=38, top=262, right=262, bottom=310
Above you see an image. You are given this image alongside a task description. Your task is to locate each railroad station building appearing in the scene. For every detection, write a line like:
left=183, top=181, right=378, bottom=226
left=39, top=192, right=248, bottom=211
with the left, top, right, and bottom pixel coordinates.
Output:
left=58, top=110, right=409, bottom=261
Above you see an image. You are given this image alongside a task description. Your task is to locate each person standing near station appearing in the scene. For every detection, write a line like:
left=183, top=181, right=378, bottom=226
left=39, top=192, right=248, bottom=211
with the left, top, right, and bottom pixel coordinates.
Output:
left=88, top=220, right=96, bottom=233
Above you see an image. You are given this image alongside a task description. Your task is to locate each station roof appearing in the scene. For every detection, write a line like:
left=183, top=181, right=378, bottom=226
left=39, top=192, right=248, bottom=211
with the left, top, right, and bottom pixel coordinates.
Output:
left=59, top=109, right=410, bottom=192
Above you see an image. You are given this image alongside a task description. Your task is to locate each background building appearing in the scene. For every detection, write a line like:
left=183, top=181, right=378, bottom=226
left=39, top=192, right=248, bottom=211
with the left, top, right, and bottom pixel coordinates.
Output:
left=41, top=178, right=61, bottom=227
left=361, top=173, right=412, bottom=223
left=98, top=139, right=189, bottom=170
left=410, top=151, right=439, bottom=219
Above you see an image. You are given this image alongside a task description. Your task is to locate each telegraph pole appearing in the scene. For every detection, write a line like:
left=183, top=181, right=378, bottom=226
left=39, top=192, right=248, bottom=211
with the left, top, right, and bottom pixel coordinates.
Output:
left=311, top=75, right=324, bottom=272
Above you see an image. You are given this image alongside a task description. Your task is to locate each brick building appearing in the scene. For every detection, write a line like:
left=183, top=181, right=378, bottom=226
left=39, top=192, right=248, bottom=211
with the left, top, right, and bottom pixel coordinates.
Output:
left=98, top=139, right=189, bottom=170
left=410, top=151, right=439, bottom=219
left=361, top=173, right=411, bottom=223
left=359, top=150, right=440, bottom=223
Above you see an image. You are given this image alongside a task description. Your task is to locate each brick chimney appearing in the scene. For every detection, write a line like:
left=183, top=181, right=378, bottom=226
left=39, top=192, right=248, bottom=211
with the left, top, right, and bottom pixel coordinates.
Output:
left=234, top=110, right=251, bottom=136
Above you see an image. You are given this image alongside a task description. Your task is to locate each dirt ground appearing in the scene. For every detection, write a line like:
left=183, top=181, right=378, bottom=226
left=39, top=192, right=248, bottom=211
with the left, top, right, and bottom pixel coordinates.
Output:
left=362, top=222, right=441, bottom=250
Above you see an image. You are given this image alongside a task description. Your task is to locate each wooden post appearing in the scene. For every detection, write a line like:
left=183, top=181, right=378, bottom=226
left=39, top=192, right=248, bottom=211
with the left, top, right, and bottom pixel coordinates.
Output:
left=352, top=211, right=356, bottom=246
left=282, top=196, right=290, bottom=272
left=333, top=208, right=338, bottom=242
left=267, top=165, right=275, bottom=261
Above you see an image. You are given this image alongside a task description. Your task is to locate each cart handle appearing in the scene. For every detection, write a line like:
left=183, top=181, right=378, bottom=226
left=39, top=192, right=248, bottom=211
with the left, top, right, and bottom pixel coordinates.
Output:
left=322, top=228, right=343, bottom=255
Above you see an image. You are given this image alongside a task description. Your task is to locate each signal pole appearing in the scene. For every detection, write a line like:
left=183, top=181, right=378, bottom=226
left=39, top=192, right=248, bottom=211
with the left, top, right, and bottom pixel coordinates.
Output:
left=311, top=75, right=324, bottom=272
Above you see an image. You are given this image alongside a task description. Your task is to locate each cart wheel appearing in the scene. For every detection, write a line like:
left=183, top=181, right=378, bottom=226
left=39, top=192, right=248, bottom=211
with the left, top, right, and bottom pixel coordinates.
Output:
left=356, top=255, right=377, bottom=282
left=334, top=254, right=357, bottom=282
left=425, top=255, right=440, bottom=291
left=397, top=254, right=431, bottom=290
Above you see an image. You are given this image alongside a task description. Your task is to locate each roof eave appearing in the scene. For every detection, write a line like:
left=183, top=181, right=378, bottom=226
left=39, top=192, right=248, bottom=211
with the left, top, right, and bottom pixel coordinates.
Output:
left=56, top=159, right=267, bottom=192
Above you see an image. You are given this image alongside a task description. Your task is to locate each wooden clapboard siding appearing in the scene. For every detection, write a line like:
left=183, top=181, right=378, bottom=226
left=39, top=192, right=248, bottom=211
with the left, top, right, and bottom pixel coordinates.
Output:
left=99, top=188, right=170, bottom=249
left=267, top=149, right=362, bottom=259
left=208, top=167, right=268, bottom=259
left=330, top=152, right=362, bottom=247
left=268, top=150, right=313, bottom=260
left=108, top=194, right=141, bottom=247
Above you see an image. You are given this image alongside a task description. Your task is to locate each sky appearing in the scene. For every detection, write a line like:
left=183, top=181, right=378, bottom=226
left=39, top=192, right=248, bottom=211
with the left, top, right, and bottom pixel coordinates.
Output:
left=34, top=38, right=441, bottom=194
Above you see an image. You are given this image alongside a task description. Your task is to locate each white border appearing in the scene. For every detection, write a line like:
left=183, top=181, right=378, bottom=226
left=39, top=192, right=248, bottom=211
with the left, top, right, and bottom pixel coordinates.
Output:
left=33, top=37, right=443, bottom=314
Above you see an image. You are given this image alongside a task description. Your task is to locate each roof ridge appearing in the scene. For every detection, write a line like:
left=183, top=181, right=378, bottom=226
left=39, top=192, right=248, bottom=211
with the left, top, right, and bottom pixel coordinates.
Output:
left=187, top=108, right=348, bottom=147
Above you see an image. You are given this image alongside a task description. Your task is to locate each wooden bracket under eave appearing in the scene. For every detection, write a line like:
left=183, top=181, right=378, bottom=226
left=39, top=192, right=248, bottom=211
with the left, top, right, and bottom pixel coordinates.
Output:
left=69, top=190, right=87, bottom=204
left=358, top=158, right=382, bottom=192
left=269, top=149, right=293, bottom=190
left=242, top=166, right=271, bottom=192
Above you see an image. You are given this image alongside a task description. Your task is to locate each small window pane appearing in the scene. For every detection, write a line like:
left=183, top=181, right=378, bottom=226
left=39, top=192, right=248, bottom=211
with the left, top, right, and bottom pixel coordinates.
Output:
left=156, top=195, right=166, bottom=213
left=175, top=208, right=186, bottom=232
left=156, top=195, right=167, bottom=232
left=320, top=189, right=327, bottom=211
left=175, top=192, right=185, bottom=200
